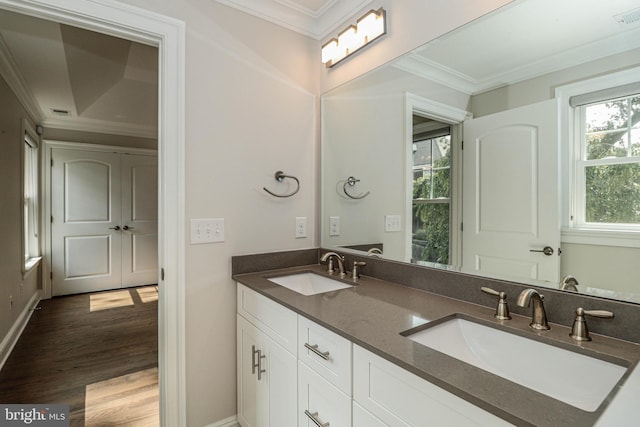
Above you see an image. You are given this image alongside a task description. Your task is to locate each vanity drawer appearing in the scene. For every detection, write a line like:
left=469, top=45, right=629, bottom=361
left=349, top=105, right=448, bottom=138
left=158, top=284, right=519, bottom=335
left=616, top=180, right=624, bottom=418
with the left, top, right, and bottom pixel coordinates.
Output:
left=237, top=283, right=297, bottom=355
left=298, top=315, right=352, bottom=395
left=353, top=345, right=513, bottom=426
left=298, top=361, right=351, bottom=427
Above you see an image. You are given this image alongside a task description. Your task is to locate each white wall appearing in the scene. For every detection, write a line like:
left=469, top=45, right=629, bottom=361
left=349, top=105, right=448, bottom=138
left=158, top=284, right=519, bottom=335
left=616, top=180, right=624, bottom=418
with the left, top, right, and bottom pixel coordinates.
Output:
left=109, top=1, right=318, bottom=425
left=0, top=74, right=40, bottom=354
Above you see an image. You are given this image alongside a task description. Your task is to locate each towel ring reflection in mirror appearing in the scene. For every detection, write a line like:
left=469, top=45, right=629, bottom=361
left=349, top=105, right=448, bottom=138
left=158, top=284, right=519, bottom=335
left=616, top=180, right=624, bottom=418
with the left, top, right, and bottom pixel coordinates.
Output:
left=343, top=176, right=370, bottom=199
left=263, top=170, right=300, bottom=198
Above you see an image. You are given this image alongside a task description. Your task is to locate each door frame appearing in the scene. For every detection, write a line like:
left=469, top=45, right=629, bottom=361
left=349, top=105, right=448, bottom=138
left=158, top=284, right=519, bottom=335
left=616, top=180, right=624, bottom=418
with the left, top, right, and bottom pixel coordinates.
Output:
left=0, top=0, right=186, bottom=425
left=44, top=141, right=158, bottom=295
left=404, top=93, right=471, bottom=267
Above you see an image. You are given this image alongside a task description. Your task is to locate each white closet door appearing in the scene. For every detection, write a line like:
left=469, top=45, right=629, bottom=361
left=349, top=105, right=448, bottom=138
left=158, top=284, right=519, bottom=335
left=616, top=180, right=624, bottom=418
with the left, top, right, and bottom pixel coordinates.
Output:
left=51, top=148, right=122, bottom=295
left=462, top=99, right=560, bottom=285
left=121, top=154, right=158, bottom=287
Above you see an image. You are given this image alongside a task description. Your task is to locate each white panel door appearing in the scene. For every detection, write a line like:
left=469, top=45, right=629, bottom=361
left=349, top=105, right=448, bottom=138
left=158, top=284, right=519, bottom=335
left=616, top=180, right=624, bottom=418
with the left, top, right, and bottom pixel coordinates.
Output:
left=121, top=154, right=158, bottom=287
left=51, top=148, right=122, bottom=295
left=462, top=99, right=560, bottom=285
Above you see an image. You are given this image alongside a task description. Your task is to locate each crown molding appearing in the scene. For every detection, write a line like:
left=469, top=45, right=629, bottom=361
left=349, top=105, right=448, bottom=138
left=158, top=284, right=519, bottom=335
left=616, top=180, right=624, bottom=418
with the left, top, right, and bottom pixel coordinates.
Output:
left=41, top=116, right=157, bottom=139
left=0, top=33, right=44, bottom=122
left=217, top=0, right=372, bottom=39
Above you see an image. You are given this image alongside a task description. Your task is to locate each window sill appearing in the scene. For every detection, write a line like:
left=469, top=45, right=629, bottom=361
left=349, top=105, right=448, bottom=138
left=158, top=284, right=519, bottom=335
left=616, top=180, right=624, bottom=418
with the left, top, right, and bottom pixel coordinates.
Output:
left=561, top=228, right=640, bottom=248
left=23, top=256, right=42, bottom=279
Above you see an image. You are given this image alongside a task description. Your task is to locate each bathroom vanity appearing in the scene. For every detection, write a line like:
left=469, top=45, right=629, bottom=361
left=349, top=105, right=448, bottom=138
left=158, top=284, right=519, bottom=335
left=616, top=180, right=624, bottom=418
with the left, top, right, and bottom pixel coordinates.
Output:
left=233, top=251, right=640, bottom=427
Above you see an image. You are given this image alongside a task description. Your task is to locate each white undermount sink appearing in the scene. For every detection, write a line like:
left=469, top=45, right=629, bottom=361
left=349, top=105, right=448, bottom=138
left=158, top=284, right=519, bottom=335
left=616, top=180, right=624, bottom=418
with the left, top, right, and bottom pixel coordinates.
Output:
left=403, top=316, right=628, bottom=412
left=267, top=272, right=353, bottom=296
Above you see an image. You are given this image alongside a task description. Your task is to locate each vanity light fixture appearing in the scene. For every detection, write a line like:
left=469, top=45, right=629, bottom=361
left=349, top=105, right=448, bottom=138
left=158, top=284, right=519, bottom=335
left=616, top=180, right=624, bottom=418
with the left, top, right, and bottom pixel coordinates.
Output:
left=321, top=8, right=386, bottom=68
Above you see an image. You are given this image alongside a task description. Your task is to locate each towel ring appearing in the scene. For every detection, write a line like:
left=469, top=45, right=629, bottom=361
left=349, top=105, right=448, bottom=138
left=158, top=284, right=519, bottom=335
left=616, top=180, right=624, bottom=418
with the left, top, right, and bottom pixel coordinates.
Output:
left=263, top=171, right=300, bottom=198
left=343, top=176, right=370, bottom=199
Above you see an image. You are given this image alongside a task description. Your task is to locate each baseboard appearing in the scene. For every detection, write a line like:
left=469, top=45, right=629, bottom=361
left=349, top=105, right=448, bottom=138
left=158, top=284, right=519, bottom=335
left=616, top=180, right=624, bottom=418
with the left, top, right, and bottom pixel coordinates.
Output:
left=204, top=415, right=240, bottom=427
left=0, top=291, right=41, bottom=372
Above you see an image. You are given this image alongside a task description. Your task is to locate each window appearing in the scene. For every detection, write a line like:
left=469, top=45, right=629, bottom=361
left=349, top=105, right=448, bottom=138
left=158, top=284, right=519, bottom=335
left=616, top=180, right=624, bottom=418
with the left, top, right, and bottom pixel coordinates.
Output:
left=23, top=121, right=40, bottom=271
left=574, top=93, right=640, bottom=229
left=411, top=115, right=451, bottom=265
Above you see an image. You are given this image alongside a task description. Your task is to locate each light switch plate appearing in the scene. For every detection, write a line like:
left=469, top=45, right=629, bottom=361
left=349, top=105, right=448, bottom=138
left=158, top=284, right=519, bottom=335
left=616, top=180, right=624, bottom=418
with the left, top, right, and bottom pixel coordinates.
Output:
left=329, top=216, right=340, bottom=236
left=385, top=215, right=401, bottom=232
left=190, top=218, right=225, bottom=244
left=295, top=217, right=307, bottom=238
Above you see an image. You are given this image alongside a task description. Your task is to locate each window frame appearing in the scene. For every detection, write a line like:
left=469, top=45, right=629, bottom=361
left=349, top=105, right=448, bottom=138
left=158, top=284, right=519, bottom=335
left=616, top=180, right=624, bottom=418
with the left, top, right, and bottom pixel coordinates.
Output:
left=556, top=67, right=640, bottom=248
left=22, top=119, right=41, bottom=275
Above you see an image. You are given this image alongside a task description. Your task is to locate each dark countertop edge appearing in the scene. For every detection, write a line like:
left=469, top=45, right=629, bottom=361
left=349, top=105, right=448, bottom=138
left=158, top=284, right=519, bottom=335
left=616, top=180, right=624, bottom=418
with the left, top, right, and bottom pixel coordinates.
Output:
left=233, top=265, right=640, bottom=427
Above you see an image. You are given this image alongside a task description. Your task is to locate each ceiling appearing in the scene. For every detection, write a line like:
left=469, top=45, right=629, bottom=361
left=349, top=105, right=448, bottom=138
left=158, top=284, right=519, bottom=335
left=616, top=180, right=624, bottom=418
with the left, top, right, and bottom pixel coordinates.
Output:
left=393, top=0, right=640, bottom=94
left=0, top=9, right=158, bottom=139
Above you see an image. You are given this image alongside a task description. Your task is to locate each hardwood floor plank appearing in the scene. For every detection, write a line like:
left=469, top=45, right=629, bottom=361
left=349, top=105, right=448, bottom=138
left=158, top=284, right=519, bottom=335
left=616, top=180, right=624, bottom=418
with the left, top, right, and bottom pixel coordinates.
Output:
left=0, top=286, right=158, bottom=426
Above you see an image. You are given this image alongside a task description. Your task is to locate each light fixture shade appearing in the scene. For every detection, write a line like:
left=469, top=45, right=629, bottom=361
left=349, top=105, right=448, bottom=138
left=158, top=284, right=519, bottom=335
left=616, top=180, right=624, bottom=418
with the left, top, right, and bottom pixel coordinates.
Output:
left=321, top=39, right=338, bottom=64
left=357, top=9, right=385, bottom=43
left=322, top=7, right=386, bottom=68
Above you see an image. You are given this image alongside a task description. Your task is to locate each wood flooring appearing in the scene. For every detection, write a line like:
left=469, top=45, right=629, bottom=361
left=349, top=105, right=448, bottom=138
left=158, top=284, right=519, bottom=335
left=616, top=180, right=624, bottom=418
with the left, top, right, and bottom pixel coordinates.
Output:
left=0, top=286, right=159, bottom=426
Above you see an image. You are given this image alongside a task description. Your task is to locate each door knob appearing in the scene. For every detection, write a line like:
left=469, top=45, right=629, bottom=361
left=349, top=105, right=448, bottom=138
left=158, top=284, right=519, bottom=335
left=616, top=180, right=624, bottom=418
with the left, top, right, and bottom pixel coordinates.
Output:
left=108, top=226, right=121, bottom=231
left=123, top=225, right=133, bottom=230
left=529, top=246, right=554, bottom=256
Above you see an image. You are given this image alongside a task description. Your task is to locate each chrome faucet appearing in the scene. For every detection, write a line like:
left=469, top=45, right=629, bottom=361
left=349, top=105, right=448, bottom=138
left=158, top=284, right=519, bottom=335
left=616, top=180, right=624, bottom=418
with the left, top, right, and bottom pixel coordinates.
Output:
left=517, top=288, right=550, bottom=330
left=320, top=251, right=346, bottom=277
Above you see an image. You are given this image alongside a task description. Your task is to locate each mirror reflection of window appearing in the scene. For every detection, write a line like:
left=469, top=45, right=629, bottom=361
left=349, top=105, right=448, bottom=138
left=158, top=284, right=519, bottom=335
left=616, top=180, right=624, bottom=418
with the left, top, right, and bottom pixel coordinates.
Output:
left=575, top=93, right=640, bottom=227
left=412, top=115, right=451, bottom=266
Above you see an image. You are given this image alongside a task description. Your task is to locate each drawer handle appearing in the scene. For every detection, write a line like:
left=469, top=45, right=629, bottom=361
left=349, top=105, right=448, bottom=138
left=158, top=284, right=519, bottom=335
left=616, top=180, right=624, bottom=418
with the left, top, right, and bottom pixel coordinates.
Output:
left=304, top=410, right=330, bottom=427
left=304, top=343, right=330, bottom=360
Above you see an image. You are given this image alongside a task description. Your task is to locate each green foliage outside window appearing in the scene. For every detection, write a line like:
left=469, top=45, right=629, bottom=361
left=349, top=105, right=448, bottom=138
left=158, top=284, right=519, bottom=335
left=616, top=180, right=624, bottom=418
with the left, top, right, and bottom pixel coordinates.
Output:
left=584, top=96, right=640, bottom=224
left=412, top=147, right=451, bottom=264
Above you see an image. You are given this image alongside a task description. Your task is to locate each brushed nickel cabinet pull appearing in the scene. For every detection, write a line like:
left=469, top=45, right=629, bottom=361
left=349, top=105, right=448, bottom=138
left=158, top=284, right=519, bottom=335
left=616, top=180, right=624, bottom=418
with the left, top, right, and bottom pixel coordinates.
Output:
left=304, top=343, right=330, bottom=360
left=304, top=410, right=330, bottom=427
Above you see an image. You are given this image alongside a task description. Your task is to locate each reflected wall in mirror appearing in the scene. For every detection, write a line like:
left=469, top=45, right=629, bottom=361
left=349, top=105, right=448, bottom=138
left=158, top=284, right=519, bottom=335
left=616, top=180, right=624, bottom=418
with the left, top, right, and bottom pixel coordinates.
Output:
left=321, top=0, right=640, bottom=303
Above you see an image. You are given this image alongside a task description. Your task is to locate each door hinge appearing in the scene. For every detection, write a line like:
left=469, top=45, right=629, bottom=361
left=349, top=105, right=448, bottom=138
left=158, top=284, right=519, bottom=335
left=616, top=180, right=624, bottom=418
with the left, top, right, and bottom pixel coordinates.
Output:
left=51, top=215, right=53, bottom=223
left=161, top=268, right=164, bottom=281
left=461, top=140, right=464, bottom=150
left=460, top=222, right=464, bottom=231
left=51, top=158, right=53, bottom=167
left=50, top=271, right=53, bottom=280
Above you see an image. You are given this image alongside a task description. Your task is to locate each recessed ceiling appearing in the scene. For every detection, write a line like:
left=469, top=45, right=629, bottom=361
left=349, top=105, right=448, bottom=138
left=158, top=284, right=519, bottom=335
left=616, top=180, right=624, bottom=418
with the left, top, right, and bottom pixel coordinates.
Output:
left=216, top=0, right=373, bottom=39
left=0, top=9, right=158, bottom=138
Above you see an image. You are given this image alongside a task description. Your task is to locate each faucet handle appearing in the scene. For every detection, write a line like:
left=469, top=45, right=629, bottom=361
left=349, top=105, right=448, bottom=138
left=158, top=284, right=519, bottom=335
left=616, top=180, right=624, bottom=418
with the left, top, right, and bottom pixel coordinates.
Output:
left=352, top=261, right=366, bottom=279
left=481, top=287, right=511, bottom=320
left=570, top=307, right=614, bottom=341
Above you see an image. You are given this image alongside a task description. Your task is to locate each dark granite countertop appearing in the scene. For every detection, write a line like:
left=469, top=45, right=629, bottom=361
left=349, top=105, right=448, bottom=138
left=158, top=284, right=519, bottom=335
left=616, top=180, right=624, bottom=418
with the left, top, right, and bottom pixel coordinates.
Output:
left=233, top=264, right=640, bottom=427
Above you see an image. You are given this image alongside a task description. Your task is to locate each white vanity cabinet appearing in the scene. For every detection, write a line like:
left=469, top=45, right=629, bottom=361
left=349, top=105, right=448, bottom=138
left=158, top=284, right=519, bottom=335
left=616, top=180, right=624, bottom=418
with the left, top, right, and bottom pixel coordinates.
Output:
left=353, top=345, right=514, bottom=427
left=237, top=285, right=298, bottom=427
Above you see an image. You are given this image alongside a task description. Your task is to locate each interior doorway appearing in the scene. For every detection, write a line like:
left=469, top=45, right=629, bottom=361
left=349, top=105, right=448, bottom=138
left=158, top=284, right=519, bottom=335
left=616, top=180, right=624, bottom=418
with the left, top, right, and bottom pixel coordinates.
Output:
left=0, top=0, right=185, bottom=425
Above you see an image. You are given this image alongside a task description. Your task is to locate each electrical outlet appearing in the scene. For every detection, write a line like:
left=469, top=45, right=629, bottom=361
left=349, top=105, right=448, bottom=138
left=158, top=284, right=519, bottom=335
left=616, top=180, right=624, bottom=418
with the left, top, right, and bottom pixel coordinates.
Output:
left=385, top=215, right=402, bottom=232
left=295, top=217, right=307, bottom=238
left=190, top=218, right=225, bottom=244
left=329, top=216, right=340, bottom=236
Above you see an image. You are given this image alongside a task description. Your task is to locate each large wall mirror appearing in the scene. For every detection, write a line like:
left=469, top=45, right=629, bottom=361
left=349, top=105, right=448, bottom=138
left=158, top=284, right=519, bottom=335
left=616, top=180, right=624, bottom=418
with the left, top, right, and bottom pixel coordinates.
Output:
left=321, top=0, right=640, bottom=303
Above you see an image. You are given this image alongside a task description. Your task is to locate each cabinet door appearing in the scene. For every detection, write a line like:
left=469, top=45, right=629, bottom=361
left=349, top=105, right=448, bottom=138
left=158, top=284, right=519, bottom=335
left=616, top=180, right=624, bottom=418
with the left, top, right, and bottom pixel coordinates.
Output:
left=263, top=329, right=297, bottom=427
left=299, top=362, right=351, bottom=427
left=238, top=314, right=297, bottom=427
left=237, top=315, right=261, bottom=427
